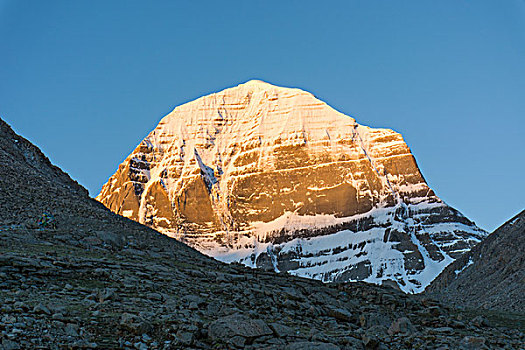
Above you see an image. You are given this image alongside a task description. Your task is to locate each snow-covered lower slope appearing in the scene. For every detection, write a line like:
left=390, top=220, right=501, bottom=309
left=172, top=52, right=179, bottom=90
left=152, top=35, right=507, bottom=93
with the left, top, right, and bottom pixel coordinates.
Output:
left=97, top=80, right=486, bottom=292
left=167, top=201, right=483, bottom=293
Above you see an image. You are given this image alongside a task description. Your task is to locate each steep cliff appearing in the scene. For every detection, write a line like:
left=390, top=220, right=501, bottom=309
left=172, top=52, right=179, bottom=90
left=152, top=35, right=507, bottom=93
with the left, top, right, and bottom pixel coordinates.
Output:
left=97, top=80, right=486, bottom=292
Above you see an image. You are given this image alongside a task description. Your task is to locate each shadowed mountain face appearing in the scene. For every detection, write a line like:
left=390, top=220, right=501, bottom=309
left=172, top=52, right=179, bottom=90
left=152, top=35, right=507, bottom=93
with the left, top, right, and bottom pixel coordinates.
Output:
left=97, top=80, right=486, bottom=292
left=1, top=117, right=523, bottom=349
left=0, top=119, right=88, bottom=222
left=426, top=210, right=525, bottom=313
left=0, top=118, right=201, bottom=258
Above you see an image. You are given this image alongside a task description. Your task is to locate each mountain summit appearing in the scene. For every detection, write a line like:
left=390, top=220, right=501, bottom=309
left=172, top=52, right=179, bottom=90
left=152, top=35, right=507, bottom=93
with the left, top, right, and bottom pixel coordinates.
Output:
left=97, top=80, right=486, bottom=292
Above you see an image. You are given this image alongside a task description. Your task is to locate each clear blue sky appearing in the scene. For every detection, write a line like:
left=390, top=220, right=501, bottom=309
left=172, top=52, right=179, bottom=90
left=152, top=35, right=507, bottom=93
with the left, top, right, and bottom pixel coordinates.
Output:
left=1, top=1, right=524, bottom=231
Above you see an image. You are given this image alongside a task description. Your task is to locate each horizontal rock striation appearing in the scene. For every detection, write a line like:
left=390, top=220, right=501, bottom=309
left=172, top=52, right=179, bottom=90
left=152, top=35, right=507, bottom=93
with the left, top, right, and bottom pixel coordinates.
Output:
left=97, top=80, right=486, bottom=292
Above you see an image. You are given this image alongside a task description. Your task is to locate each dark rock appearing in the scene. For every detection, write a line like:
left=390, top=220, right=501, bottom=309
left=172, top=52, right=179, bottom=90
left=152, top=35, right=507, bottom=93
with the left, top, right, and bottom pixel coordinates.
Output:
left=95, top=230, right=125, bottom=248
left=427, top=306, right=442, bottom=316
left=119, top=313, right=152, bottom=335
left=285, top=341, right=340, bottom=350
left=176, top=331, right=194, bottom=346
left=101, top=288, right=116, bottom=302
left=387, top=317, right=414, bottom=335
left=361, top=333, right=380, bottom=349
left=133, top=342, right=147, bottom=350
left=146, top=292, right=163, bottom=301
left=33, top=303, right=51, bottom=315
left=459, top=336, right=487, bottom=350
left=327, top=307, right=353, bottom=322
left=360, top=312, right=391, bottom=329
left=269, top=322, right=296, bottom=338
left=230, top=335, right=246, bottom=348
left=64, top=323, right=79, bottom=337
left=1, top=339, right=21, bottom=350
left=208, top=313, right=273, bottom=343
left=430, top=327, right=454, bottom=334
left=183, top=294, right=205, bottom=306
left=341, top=336, right=364, bottom=348
left=23, top=217, right=39, bottom=229
left=471, top=316, right=489, bottom=328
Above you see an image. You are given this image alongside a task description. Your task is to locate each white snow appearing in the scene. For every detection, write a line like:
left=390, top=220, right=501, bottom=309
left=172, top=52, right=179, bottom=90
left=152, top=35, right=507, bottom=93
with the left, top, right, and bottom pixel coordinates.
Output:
left=122, top=210, right=134, bottom=218
left=195, top=201, right=482, bottom=293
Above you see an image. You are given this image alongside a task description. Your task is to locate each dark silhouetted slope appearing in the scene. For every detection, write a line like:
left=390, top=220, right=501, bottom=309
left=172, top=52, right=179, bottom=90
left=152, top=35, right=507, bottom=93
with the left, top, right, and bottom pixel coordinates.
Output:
left=426, top=210, right=525, bottom=313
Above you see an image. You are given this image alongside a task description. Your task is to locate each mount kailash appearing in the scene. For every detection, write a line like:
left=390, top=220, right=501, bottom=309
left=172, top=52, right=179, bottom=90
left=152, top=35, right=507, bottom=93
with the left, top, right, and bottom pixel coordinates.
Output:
left=97, top=80, right=486, bottom=293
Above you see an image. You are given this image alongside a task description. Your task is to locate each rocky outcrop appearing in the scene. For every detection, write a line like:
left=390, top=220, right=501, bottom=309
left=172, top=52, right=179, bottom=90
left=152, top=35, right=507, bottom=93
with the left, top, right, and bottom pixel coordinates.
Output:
left=426, top=209, right=525, bottom=313
left=97, top=80, right=486, bottom=292
left=0, top=119, right=88, bottom=226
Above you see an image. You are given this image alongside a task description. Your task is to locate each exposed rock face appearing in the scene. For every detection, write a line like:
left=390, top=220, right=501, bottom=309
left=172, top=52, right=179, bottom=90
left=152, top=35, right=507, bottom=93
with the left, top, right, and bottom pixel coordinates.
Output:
left=97, top=80, right=486, bottom=292
left=426, top=210, right=525, bottom=313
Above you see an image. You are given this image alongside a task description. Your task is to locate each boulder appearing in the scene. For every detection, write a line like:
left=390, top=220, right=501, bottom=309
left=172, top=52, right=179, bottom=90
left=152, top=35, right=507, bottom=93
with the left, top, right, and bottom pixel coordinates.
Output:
left=208, top=313, right=273, bottom=345
left=387, top=317, right=414, bottom=336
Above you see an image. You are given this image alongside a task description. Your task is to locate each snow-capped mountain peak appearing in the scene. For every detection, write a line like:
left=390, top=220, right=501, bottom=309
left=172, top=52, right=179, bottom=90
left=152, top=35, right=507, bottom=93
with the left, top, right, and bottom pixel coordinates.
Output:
left=97, top=81, right=486, bottom=293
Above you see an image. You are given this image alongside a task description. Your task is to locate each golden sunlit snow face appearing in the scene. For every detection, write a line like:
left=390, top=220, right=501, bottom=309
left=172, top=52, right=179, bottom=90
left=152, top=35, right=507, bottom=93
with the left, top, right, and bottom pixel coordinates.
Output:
left=96, top=81, right=486, bottom=293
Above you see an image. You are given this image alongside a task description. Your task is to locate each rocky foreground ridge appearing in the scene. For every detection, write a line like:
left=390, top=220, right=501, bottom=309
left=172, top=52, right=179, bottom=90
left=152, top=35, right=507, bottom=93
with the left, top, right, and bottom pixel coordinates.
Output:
left=1, top=120, right=524, bottom=349
left=426, top=209, right=525, bottom=314
left=97, top=80, right=486, bottom=293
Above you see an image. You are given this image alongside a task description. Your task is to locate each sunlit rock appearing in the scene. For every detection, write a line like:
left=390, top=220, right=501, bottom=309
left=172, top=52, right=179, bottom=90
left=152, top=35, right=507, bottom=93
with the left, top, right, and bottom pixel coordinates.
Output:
left=97, top=80, right=486, bottom=292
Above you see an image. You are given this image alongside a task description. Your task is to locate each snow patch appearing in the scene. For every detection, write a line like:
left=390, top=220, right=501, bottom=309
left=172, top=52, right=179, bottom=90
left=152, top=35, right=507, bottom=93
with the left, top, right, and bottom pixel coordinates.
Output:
left=122, top=210, right=133, bottom=218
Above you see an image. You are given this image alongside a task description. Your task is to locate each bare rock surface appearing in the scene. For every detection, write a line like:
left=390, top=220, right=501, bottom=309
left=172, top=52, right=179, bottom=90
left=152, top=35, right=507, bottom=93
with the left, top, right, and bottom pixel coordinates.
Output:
left=97, top=80, right=486, bottom=292
left=0, top=118, right=523, bottom=349
left=426, top=209, right=525, bottom=314
left=208, top=313, right=273, bottom=343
